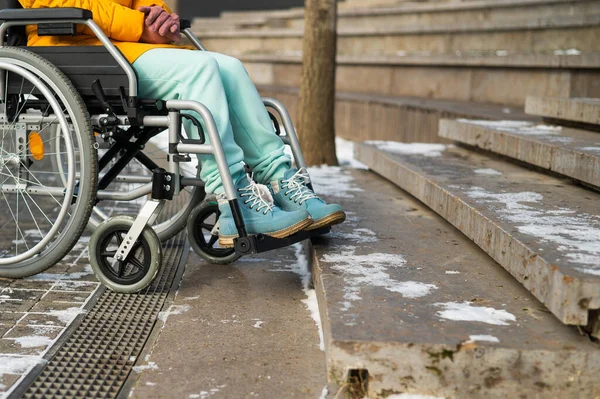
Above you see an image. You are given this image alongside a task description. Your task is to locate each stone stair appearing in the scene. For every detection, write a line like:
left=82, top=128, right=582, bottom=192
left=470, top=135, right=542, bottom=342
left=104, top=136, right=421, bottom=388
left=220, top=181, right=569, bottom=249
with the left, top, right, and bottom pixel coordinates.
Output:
left=525, top=96, right=600, bottom=126
left=438, top=119, right=600, bottom=188
left=194, top=0, right=600, bottom=34
left=259, top=85, right=537, bottom=143
left=308, top=166, right=600, bottom=398
left=355, top=140, right=600, bottom=333
left=194, top=0, right=600, bottom=107
left=245, top=52, right=600, bottom=107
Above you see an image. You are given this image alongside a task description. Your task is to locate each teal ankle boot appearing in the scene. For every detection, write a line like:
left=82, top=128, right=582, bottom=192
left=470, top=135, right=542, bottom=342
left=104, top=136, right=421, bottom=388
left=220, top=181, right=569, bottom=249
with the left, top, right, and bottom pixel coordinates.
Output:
left=217, top=175, right=313, bottom=247
left=269, top=168, right=346, bottom=231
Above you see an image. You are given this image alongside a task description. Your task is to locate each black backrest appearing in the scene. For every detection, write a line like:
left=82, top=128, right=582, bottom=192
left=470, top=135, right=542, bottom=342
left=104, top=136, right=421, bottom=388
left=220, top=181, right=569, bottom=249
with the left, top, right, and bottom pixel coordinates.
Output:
left=0, top=0, right=27, bottom=46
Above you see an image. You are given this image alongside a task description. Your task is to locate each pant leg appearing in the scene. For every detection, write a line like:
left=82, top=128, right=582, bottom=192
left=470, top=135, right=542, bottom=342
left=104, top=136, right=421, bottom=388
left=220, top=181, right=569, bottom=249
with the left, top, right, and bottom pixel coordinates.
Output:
left=205, top=52, right=291, bottom=185
left=132, top=48, right=245, bottom=195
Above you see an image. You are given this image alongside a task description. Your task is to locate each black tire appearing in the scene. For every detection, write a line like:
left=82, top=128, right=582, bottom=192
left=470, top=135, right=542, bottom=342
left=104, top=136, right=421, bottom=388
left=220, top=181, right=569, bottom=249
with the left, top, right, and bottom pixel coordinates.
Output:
left=89, top=216, right=162, bottom=293
left=0, top=47, right=97, bottom=278
left=87, top=139, right=206, bottom=242
left=187, top=197, right=241, bottom=265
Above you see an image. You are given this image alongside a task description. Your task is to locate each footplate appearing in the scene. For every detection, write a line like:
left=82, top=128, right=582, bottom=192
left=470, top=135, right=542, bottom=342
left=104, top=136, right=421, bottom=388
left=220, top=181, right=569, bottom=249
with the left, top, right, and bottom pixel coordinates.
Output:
left=233, top=227, right=331, bottom=256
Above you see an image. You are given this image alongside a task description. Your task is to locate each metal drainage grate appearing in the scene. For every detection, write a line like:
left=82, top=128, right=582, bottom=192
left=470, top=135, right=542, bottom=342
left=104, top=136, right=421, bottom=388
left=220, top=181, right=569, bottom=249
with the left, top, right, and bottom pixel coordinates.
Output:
left=21, top=231, right=188, bottom=399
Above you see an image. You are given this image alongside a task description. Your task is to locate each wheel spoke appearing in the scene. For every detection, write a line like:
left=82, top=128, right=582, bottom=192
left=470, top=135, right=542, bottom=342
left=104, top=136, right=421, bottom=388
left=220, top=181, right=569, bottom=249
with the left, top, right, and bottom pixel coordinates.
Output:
left=208, top=235, right=218, bottom=247
left=201, top=223, right=213, bottom=231
left=115, top=232, right=123, bottom=246
left=129, top=257, right=145, bottom=271
left=117, top=261, right=126, bottom=278
left=101, top=251, right=117, bottom=258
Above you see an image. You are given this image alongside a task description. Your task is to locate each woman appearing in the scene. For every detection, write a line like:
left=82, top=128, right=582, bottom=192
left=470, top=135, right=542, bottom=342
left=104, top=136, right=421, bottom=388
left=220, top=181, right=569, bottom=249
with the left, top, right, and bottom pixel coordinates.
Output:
left=18, top=0, right=345, bottom=246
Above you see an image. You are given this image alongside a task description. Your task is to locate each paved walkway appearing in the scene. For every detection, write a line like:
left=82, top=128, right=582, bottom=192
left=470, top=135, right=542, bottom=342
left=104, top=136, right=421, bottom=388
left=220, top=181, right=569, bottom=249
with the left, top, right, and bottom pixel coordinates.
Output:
left=129, top=249, right=327, bottom=399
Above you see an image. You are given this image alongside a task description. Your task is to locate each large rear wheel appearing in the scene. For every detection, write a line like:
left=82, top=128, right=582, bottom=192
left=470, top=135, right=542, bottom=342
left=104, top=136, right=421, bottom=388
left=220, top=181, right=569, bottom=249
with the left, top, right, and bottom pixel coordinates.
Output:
left=0, top=47, right=97, bottom=278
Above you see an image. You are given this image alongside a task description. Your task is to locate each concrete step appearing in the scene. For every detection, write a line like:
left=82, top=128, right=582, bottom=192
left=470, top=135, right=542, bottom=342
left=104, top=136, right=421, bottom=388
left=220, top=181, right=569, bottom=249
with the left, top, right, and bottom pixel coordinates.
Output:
left=195, top=0, right=600, bottom=33
left=309, top=167, right=600, bottom=398
left=241, top=54, right=600, bottom=106
left=196, top=15, right=600, bottom=55
left=439, top=119, right=600, bottom=189
left=525, top=96, right=600, bottom=126
left=354, top=143, right=600, bottom=332
left=298, top=0, right=600, bottom=31
left=258, top=85, right=538, bottom=143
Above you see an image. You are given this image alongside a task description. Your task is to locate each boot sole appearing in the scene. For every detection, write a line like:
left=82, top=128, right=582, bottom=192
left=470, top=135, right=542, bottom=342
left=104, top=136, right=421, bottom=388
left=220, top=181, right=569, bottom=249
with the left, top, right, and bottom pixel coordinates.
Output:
left=219, top=217, right=314, bottom=248
left=307, top=211, right=347, bottom=230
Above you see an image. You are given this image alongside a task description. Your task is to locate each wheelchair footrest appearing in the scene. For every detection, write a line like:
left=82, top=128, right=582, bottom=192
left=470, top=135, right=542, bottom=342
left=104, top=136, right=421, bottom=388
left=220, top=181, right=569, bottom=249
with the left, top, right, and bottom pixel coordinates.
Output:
left=233, top=227, right=331, bottom=256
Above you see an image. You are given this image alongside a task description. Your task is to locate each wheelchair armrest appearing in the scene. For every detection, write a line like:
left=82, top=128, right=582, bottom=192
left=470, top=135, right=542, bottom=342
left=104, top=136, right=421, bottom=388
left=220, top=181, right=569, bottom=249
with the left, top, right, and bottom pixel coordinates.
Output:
left=0, top=7, right=92, bottom=22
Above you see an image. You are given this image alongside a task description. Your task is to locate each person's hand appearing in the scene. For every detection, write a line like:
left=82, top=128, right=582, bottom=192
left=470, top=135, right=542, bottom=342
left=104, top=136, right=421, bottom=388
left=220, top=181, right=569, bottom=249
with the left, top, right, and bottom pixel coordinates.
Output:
left=138, top=6, right=182, bottom=43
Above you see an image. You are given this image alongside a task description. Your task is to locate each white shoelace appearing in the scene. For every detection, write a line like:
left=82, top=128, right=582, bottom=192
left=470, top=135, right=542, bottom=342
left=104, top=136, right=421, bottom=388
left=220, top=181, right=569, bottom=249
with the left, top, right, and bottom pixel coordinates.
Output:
left=239, top=175, right=274, bottom=215
left=281, top=168, right=318, bottom=205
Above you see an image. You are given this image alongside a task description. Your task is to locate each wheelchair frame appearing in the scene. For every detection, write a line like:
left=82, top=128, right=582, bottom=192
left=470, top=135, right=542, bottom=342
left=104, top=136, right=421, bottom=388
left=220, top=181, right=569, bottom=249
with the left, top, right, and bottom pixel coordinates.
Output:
left=0, top=7, right=326, bottom=292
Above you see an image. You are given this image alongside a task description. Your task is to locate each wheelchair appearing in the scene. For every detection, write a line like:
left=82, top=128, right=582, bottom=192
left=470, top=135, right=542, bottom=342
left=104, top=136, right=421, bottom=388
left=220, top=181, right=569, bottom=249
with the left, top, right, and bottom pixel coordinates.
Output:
left=0, top=1, right=328, bottom=292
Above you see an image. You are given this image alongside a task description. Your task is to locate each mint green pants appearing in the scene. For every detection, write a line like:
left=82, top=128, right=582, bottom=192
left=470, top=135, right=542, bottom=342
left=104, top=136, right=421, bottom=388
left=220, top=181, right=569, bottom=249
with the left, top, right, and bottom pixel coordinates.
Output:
left=132, top=49, right=291, bottom=194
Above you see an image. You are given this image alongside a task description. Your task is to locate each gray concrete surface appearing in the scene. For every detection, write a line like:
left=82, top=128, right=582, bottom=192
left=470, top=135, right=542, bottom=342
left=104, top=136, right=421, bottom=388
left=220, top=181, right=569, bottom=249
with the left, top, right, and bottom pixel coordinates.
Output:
left=242, top=56, right=600, bottom=106
left=193, top=0, right=599, bottom=32
left=355, top=143, right=600, bottom=331
left=308, top=167, right=600, bottom=398
left=0, top=238, right=101, bottom=397
left=439, top=119, right=600, bottom=189
left=525, top=96, right=600, bottom=125
left=128, top=249, right=328, bottom=399
left=258, top=85, right=537, bottom=144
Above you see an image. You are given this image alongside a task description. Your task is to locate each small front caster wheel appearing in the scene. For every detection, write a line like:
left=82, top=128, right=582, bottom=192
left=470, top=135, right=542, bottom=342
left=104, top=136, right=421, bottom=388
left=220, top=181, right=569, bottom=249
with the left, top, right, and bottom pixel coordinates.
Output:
left=187, top=198, right=241, bottom=265
left=89, top=216, right=162, bottom=293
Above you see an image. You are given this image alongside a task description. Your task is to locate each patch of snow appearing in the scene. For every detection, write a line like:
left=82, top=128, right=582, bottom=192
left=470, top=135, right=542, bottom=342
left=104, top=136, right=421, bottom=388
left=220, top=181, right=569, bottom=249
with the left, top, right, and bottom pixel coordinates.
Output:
left=308, top=166, right=363, bottom=199
left=474, top=168, right=502, bottom=176
left=132, top=362, right=159, bottom=373
left=0, top=356, right=46, bottom=374
left=252, top=321, right=264, bottom=329
left=502, top=108, right=511, bottom=114
left=435, top=302, right=516, bottom=326
left=47, top=307, right=87, bottom=324
left=53, top=281, right=98, bottom=292
left=386, top=395, right=446, bottom=399
left=183, top=296, right=200, bottom=301
left=445, top=271, right=461, bottom=275
left=495, top=50, right=509, bottom=56
left=580, top=146, right=600, bottom=152
left=466, top=335, right=500, bottom=343
left=366, top=141, right=449, bottom=157
left=458, top=120, right=566, bottom=138
left=464, top=187, right=600, bottom=271
left=329, top=228, right=378, bottom=243
left=554, top=48, right=581, bottom=55
left=335, top=137, right=368, bottom=170
left=189, top=385, right=226, bottom=399
left=320, top=386, right=329, bottom=399
left=291, top=244, right=325, bottom=351
left=7, top=335, right=53, bottom=349
left=27, top=265, right=94, bottom=281
left=322, top=246, right=437, bottom=310
left=158, top=304, right=191, bottom=323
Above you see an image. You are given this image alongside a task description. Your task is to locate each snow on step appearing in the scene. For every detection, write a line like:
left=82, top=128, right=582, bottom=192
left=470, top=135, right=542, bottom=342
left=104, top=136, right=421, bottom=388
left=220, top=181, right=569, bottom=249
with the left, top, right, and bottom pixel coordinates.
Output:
left=355, top=142, right=600, bottom=332
left=525, top=96, right=600, bottom=125
left=439, top=119, right=600, bottom=188
left=309, top=167, right=600, bottom=398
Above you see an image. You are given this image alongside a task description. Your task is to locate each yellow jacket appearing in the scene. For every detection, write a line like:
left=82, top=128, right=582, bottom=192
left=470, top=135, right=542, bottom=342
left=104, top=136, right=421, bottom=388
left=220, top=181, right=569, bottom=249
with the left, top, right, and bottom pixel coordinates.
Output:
left=18, top=0, right=186, bottom=63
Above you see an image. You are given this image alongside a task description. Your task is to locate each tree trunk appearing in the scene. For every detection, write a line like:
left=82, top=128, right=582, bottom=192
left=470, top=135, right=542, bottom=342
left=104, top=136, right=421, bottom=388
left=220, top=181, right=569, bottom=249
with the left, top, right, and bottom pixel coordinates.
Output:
left=297, top=0, right=338, bottom=166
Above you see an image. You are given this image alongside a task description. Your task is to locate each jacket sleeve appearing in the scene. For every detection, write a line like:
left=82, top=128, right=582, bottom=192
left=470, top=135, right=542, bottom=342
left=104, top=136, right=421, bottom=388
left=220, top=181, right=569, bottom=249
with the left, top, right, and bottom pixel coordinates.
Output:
left=132, top=0, right=172, bottom=14
left=18, top=0, right=145, bottom=42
